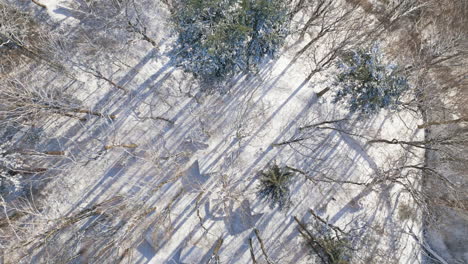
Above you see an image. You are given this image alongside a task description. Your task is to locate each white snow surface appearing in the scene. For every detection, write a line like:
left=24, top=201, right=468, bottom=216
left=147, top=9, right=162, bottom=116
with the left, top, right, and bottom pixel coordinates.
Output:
left=6, top=1, right=425, bottom=263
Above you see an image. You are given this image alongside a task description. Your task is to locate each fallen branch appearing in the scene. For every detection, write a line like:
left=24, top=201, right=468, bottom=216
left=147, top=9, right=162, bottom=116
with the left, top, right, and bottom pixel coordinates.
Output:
left=316, top=87, right=330, bottom=98
left=299, top=118, right=348, bottom=131
left=6, top=149, right=65, bottom=157
left=60, top=113, right=87, bottom=121
left=294, top=216, right=329, bottom=263
left=104, top=144, right=138, bottom=150
left=138, top=115, right=174, bottom=124
left=254, top=228, right=274, bottom=264
left=195, top=191, right=208, bottom=232
left=417, top=116, right=468, bottom=129
left=249, top=237, right=257, bottom=264
left=83, top=69, right=128, bottom=93
left=285, top=166, right=370, bottom=186
left=405, top=228, right=449, bottom=264
left=8, top=167, right=47, bottom=174
left=71, top=109, right=116, bottom=120
left=309, top=209, right=346, bottom=237
left=314, top=126, right=366, bottom=138
left=208, top=237, right=224, bottom=264
left=127, top=21, right=157, bottom=48
left=31, top=0, right=47, bottom=8
left=400, top=165, right=456, bottom=188
left=272, top=136, right=310, bottom=146
left=367, top=138, right=435, bottom=150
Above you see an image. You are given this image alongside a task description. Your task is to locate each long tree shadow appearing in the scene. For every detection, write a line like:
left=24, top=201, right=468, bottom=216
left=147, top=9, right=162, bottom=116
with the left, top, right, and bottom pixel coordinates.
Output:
left=4, top=2, right=424, bottom=262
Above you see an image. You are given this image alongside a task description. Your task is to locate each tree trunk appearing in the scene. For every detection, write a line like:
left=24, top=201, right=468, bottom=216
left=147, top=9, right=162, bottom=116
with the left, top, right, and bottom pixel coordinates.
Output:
left=31, top=0, right=47, bottom=8
left=417, top=116, right=468, bottom=129
left=71, top=109, right=116, bottom=119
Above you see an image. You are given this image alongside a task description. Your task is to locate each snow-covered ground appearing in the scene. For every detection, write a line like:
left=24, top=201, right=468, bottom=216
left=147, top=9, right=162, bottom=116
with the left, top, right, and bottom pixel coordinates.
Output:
left=4, top=1, right=426, bottom=263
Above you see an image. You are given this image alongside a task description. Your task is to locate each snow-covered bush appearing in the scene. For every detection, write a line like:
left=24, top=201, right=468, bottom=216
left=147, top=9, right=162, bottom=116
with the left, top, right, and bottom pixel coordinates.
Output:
left=299, top=217, right=352, bottom=264
left=333, top=46, right=409, bottom=115
left=171, top=0, right=289, bottom=83
left=316, top=231, right=351, bottom=264
left=257, top=164, right=294, bottom=210
left=0, top=142, right=24, bottom=196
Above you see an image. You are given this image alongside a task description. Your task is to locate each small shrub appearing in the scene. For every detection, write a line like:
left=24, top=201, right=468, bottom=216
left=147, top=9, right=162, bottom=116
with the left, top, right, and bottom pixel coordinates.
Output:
left=257, top=164, right=294, bottom=209
left=317, top=231, right=351, bottom=264
left=333, top=45, right=409, bottom=115
left=299, top=219, right=352, bottom=264
left=398, top=203, right=414, bottom=221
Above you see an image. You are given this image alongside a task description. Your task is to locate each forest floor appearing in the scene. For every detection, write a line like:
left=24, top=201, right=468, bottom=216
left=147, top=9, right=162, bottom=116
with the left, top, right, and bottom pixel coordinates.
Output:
left=3, top=0, right=458, bottom=263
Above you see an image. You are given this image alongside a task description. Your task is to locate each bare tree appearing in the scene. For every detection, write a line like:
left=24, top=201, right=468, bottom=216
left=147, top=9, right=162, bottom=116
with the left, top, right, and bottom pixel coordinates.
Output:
left=0, top=77, right=115, bottom=127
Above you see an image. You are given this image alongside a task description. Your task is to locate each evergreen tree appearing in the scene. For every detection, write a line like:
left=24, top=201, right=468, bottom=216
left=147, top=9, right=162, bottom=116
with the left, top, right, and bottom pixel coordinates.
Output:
left=257, top=164, right=294, bottom=210
left=171, top=0, right=289, bottom=83
left=333, top=45, right=409, bottom=115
